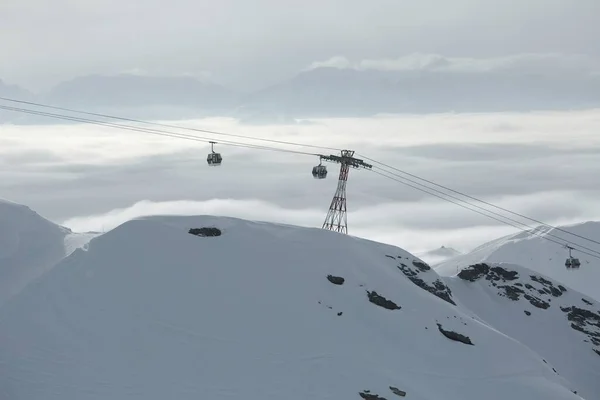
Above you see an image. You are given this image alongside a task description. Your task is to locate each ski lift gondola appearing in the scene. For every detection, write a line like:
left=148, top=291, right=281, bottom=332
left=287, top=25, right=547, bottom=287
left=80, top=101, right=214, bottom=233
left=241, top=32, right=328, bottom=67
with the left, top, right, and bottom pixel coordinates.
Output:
left=312, top=158, right=328, bottom=179
left=565, top=245, right=580, bottom=269
left=207, top=141, right=222, bottom=166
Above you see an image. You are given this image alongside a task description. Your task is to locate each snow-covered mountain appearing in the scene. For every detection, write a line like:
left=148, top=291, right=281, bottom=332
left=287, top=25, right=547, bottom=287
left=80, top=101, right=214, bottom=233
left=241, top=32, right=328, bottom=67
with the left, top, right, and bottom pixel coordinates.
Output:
left=435, top=222, right=600, bottom=301
left=0, top=198, right=97, bottom=307
left=0, top=210, right=584, bottom=399
left=417, top=246, right=462, bottom=265
left=445, top=262, right=600, bottom=399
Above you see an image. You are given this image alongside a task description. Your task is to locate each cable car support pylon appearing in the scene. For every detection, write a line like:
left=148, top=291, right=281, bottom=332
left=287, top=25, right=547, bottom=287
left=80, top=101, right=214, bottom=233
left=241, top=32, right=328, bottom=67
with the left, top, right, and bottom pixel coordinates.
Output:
left=319, top=150, right=372, bottom=234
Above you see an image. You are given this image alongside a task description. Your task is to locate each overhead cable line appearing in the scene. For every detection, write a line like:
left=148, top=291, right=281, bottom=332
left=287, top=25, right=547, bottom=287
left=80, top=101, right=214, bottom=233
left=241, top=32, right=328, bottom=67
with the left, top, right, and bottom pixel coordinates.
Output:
left=369, top=165, right=600, bottom=257
left=370, top=168, right=600, bottom=261
left=0, top=96, right=342, bottom=152
left=0, top=104, right=319, bottom=157
left=360, top=153, right=600, bottom=247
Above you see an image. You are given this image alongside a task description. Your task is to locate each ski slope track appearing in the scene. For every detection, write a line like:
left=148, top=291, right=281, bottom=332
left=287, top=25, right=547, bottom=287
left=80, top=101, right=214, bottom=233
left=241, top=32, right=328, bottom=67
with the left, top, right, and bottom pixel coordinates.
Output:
left=0, top=211, right=584, bottom=400
left=445, top=263, right=600, bottom=399
left=435, top=221, right=600, bottom=301
left=0, top=198, right=96, bottom=307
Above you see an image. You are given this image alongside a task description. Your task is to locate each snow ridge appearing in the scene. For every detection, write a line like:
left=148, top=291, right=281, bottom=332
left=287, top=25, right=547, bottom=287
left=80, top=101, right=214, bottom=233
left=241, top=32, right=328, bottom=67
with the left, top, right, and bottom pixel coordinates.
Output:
left=435, top=221, right=600, bottom=301
left=0, top=214, right=582, bottom=400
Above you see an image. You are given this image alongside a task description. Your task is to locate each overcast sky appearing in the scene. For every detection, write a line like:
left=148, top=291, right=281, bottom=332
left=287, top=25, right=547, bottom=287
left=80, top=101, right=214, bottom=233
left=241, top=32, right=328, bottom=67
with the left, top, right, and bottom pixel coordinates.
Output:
left=1, top=0, right=599, bottom=91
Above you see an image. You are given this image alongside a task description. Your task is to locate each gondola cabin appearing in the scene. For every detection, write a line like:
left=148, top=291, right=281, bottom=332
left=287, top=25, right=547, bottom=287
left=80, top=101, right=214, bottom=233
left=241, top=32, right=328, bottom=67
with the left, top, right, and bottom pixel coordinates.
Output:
left=207, top=141, right=222, bottom=166
left=312, top=164, right=327, bottom=179
left=207, top=152, right=222, bottom=166
left=565, top=246, right=580, bottom=269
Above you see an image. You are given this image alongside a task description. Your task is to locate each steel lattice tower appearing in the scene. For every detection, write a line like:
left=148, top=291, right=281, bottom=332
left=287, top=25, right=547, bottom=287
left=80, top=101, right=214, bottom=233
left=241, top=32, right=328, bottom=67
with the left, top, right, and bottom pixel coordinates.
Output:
left=320, top=150, right=372, bottom=234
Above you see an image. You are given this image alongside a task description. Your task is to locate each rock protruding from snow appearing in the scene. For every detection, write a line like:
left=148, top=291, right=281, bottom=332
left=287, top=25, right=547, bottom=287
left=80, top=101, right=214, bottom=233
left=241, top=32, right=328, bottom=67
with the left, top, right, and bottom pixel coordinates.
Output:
left=560, top=306, right=600, bottom=347
left=188, top=227, right=222, bottom=237
left=437, top=323, right=474, bottom=345
left=458, top=263, right=561, bottom=310
left=389, top=386, right=406, bottom=397
left=327, top=275, right=345, bottom=285
left=367, top=290, right=401, bottom=310
left=395, top=259, right=456, bottom=306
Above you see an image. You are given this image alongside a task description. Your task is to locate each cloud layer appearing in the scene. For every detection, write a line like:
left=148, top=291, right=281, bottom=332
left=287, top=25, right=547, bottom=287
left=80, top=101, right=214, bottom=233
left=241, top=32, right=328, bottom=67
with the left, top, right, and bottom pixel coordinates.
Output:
left=2, top=109, right=600, bottom=255
left=307, top=53, right=600, bottom=76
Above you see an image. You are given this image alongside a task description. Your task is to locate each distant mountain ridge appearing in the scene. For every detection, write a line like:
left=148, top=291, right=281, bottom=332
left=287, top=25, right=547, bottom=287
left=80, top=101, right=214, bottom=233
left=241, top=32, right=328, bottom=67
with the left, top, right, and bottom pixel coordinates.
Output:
left=0, top=79, right=35, bottom=123
left=239, top=66, right=600, bottom=117
left=3, top=60, right=600, bottom=124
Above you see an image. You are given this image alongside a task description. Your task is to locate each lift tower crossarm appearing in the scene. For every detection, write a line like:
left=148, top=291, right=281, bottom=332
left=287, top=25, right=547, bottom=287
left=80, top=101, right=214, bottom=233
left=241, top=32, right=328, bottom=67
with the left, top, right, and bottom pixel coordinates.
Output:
left=320, top=150, right=372, bottom=235
left=319, top=152, right=373, bottom=170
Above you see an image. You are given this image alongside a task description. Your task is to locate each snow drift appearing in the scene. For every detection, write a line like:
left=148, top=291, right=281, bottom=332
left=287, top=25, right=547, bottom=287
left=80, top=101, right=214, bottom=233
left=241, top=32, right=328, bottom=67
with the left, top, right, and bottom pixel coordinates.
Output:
left=0, top=213, right=582, bottom=400
left=0, top=198, right=96, bottom=307
left=445, top=262, right=600, bottom=399
left=435, top=222, right=600, bottom=301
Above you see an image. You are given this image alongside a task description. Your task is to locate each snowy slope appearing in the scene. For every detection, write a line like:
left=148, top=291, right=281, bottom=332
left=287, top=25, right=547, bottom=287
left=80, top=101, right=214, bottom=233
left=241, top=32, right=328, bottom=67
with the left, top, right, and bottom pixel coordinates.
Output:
left=445, top=263, right=600, bottom=399
left=435, top=222, right=600, bottom=301
left=417, top=246, right=462, bottom=265
left=0, top=198, right=97, bottom=307
left=0, top=214, right=582, bottom=400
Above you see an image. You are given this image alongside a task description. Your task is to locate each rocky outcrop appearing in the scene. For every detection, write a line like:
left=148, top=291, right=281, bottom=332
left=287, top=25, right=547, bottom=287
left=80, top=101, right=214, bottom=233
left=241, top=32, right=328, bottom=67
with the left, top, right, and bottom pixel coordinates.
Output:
left=437, top=323, right=474, bottom=345
left=389, top=386, right=406, bottom=397
left=359, top=391, right=386, bottom=400
left=560, top=306, right=600, bottom=346
left=397, top=262, right=456, bottom=306
left=367, top=291, right=401, bottom=310
left=188, top=227, right=221, bottom=237
left=327, top=275, right=345, bottom=285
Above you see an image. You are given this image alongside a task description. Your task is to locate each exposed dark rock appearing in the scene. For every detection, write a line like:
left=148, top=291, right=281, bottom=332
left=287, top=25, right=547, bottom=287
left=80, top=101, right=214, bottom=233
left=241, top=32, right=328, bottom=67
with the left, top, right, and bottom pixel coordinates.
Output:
left=514, top=283, right=523, bottom=287
left=594, top=349, right=600, bottom=357
left=499, top=285, right=524, bottom=301
left=389, top=386, right=406, bottom=397
left=490, top=266, right=519, bottom=281
left=524, top=310, right=531, bottom=316
left=385, top=255, right=397, bottom=260
left=560, top=306, right=600, bottom=346
left=397, top=264, right=456, bottom=306
left=337, top=312, right=343, bottom=316
left=530, top=275, right=553, bottom=286
left=360, top=391, right=387, bottom=400
left=458, top=263, right=490, bottom=282
left=367, top=291, right=401, bottom=310
left=558, top=285, right=567, bottom=293
left=412, top=260, right=431, bottom=271
left=524, top=294, right=550, bottom=309
left=188, top=227, right=221, bottom=237
left=436, top=323, right=474, bottom=345
left=530, top=275, right=564, bottom=297
left=582, top=298, right=594, bottom=306
left=327, top=275, right=345, bottom=285
left=525, top=284, right=534, bottom=290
